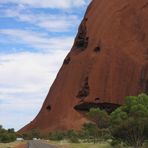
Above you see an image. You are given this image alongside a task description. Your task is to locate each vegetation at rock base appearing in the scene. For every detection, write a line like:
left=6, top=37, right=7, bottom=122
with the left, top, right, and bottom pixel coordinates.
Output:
left=21, top=128, right=41, bottom=140
left=110, top=93, right=148, bottom=148
left=6, top=93, right=147, bottom=148
left=48, top=131, right=65, bottom=141
left=0, top=126, right=16, bottom=143
left=86, top=93, right=148, bottom=148
left=45, top=93, right=148, bottom=148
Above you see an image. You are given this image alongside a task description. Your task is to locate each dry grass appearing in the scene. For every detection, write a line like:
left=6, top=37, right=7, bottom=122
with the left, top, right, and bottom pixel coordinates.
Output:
left=45, top=140, right=113, bottom=148
left=0, top=141, right=27, bottom=148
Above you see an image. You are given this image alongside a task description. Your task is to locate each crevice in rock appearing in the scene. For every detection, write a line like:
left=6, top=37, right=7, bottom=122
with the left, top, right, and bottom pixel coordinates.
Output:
left=63, top=57, right=71, bottom=65
left=140, top=65, right=148, bottom=93
left=76, top=77, right=89, bottom=99
left=141, top=2, right=148, bottom=9
left=74, top=102, right=120, bottom=113
left=46, top=105, right=51, bottom=111
left=116, top=4, right=129, bottom=13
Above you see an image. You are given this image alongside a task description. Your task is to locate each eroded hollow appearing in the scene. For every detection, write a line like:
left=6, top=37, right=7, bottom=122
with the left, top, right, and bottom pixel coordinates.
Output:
left=74, top=19, right=89, bottom=51
left=74, top=102, right=120, bottom=113
left=75, top=37, right=89, bottom=49
left=46, top=105, right=51, bottom=111
left=76, top=77, right=89, bottom=99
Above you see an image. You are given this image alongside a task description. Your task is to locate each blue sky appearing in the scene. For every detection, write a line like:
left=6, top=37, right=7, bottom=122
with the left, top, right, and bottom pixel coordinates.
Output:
left=0, top=0, right=91, bottom=131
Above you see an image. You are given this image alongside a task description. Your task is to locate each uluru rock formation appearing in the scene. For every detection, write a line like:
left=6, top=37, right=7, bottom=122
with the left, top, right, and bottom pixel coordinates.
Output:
left=19, top=0, right=148, bottom=133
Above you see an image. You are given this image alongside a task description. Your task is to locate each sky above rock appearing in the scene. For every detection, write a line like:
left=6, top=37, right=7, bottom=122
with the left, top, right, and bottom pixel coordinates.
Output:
left=0, top=0, right=91, bottom=131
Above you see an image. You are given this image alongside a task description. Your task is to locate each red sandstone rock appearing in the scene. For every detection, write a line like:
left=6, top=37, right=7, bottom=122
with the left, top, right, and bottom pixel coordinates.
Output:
left=19, top=0, right=148, bottom=133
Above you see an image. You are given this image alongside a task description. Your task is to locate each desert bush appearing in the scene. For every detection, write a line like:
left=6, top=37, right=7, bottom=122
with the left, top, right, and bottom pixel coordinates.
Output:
left=48, top=131, right=64, bottom=141
left=66, top=130, right=79, bottom=143
left=0, top=126, right=16, bottom=143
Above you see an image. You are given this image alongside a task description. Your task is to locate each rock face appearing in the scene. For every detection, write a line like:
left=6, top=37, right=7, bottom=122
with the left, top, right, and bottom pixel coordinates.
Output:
left=19, top=0, right=148, bottom=133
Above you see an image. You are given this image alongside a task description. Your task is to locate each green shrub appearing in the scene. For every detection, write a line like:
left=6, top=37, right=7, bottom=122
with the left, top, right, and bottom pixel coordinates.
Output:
left=22, top=129, right=41, bottom=140
left=66, top=130, right=79, bottom=143
left=0, top=126, right=16, bottom=143
left=110, top=139, right=120, bottom=147
left=0, top=132, right=16, bottom=143
left=110, top=93, right=148, bottom=148
left=48, top=131, right=64, bottom=141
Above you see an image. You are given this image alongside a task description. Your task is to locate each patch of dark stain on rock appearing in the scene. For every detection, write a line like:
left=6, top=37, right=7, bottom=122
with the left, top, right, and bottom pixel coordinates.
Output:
left=95, top=98, right=100, bottom=101
left=94, top=46, right=101, bottom=52
left=63, top=57, right=71, bottom=65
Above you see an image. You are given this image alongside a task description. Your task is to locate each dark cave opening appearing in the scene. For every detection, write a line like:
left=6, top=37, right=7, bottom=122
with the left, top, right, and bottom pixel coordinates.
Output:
left=74, top=102, right=120, bottom=113
left=75, top=37, right=89, bottom=49
left=46, top=105, right=51, bottom=111
left=74, top=18, right=89, bottom=51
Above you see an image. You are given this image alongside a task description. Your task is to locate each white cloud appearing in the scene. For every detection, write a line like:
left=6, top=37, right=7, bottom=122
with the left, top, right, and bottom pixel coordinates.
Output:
left=0, top=50, right=68, bottom=130
left=0, top=29, right=74, bottom=51
left=0, top=0, right=91, bottom=131
left=0, top=0, right=89, bottom=9
left=3, top=8, right=79, bottom=32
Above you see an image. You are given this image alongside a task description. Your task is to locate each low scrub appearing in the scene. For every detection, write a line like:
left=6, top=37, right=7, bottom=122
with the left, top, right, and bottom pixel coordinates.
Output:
left=0, top=126, right=16, bottom=143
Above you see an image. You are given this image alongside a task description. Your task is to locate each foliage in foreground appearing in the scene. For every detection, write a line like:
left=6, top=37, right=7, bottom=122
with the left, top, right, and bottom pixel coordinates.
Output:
left=0, top=126, right=16, bottom=143
left=19, top=93, right=148, bottom=148
left=87, top=93, right=148, bottom=148
left=110, top=93, right=148, bottom=148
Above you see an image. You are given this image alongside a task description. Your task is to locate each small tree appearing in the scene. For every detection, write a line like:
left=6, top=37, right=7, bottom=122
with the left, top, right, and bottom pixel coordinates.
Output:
left=88, top=108, right=110, bottom=129
left=87, top=108, right=110, bottom=142
left=8, top=128, right=15, bottom=133
left=48, top=131, right=64, bottom=141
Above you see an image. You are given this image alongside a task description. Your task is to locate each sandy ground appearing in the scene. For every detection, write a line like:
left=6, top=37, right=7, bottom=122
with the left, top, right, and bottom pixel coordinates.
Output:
left=15, top=142, right=27, bottom=148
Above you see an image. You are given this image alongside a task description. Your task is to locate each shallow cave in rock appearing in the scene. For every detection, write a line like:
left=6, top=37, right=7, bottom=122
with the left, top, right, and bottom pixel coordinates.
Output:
left=46, top=105, right=51, bottom=111
left=74, top=102, right=120, bottom=113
